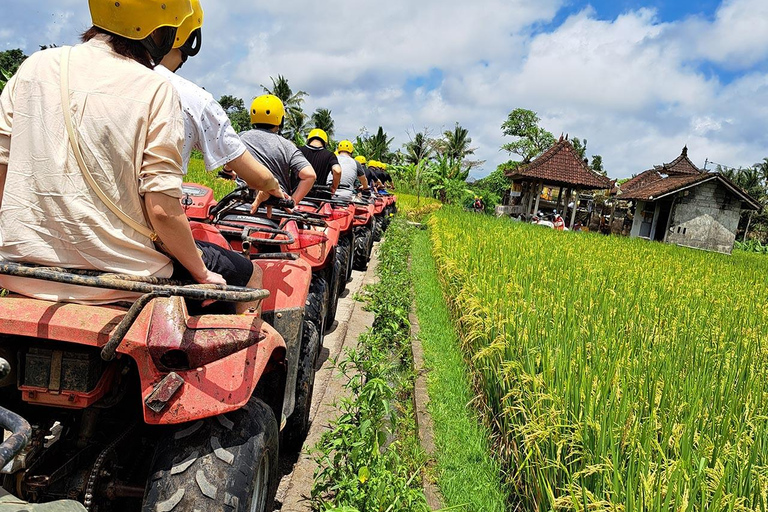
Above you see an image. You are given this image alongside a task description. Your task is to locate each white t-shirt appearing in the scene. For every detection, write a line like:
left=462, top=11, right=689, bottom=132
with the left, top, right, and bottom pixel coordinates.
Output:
left=155, top=65, right=246, bottom=172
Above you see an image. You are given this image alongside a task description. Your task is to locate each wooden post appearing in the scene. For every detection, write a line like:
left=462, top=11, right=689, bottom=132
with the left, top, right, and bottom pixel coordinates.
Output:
left=570, top=188, right=580, bottom=228
left=744, top=212, right=754, bottom=242
left=533, top=182, right=543, bottom=214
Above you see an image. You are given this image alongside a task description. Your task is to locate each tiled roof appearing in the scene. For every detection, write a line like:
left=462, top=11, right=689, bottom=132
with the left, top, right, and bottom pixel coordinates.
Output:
left=506, top=139, right=613, bottom=190
left=619, top=169, right=662, bottom=195
left=656, top=147, right=701, bottom=175
left=620, top=172, right=712, bottom=201
left=619, top=159, right=761, bottom=211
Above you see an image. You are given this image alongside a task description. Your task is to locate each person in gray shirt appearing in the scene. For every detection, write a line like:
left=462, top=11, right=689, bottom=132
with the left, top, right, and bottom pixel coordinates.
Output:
left=239, top=95, right=315, bottom=207
left=333, top=140, right=369, bottom=200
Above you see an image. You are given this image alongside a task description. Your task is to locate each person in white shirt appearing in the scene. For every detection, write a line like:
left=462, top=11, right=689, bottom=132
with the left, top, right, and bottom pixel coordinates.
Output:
left=154, top=0, right=287, bottom=305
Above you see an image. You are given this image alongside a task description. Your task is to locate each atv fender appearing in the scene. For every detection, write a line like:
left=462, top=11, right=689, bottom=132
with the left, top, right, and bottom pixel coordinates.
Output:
left=0, top=295, right=286, bottom=425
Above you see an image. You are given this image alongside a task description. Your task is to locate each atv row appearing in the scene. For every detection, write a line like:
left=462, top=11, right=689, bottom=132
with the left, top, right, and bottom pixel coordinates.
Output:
left=0, top=185, right=395, bottom=511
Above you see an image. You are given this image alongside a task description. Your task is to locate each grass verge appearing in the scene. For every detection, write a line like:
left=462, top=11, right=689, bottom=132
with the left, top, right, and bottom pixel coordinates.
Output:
left=311, top=219, right=429, bottom=512
left=411, top=230, right=509, bottom=512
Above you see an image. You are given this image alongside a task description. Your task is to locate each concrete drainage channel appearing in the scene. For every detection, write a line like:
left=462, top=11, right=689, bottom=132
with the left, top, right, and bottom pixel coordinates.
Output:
left=274, top=247, right=380, bottom=511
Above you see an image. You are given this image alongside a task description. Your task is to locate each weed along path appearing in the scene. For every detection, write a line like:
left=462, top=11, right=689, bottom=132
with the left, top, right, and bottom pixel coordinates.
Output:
left=275, top=248, right=380, bottom=511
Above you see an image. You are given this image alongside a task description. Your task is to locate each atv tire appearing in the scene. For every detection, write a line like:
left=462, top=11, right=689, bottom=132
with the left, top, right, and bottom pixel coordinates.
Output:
left=353, top=226, right=372, bottom=271
left=282, top=320, right=319, bottom=452
left=306, top=272, right=328, bottom=339
left=143, top=398, right=279, bottom=512
left=373, top=217, right=384, bottom=242
left=339, top=232, right=355, bottom=284
left=325, top=249, right=344, bottom=331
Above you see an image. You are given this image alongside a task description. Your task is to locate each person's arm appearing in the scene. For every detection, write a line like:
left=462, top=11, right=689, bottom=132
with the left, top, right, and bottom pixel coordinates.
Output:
left=292, top=165, right=316, bottom=204
left=228, top=151, right=281, bottom=194
left=330, top=164, right=341, bottom=194
left=145, top=192, right=225, bottom=285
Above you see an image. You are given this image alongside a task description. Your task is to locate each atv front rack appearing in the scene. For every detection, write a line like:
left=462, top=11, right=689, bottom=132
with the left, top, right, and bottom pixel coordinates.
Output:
left=0, top=262, right=270, bottom=362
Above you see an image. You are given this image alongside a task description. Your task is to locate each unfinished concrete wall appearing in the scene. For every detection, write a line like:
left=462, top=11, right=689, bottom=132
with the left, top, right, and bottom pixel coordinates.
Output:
left=666, top=180, right=742, bottom=254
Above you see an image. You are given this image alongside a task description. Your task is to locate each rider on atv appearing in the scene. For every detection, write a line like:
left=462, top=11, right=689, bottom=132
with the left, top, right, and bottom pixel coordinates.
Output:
left=334, top=140, right=370, bottom=200
left=0, top=0, right=263, bottom=309
left=238, top=94, right=317, bottom=206
left=153, top=0, right=291, bottom=301
left=299, top=128, right=342, bottom=195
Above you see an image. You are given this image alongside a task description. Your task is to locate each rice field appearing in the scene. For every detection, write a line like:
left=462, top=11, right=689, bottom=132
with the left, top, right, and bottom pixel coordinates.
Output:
left=428, top=208, right=768, bottom=511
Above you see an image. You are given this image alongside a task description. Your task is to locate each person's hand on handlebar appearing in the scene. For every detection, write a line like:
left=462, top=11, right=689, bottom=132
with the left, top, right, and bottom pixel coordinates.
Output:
left=251, top=187, right=291, bottom=216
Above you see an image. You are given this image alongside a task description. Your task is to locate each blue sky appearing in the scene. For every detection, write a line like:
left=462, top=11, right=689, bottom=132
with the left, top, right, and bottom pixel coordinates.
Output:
left=2, top=0, right=768, bottom=179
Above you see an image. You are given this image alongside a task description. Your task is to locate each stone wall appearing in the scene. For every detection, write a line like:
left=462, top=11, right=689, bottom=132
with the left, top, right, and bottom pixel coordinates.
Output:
left=666, top=180, right=742, bottom=254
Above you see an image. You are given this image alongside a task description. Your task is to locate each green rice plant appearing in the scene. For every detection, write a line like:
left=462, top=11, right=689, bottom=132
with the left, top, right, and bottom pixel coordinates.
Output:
left=428, top=208, right=768, bottom=511
left=185, top=156, right=237, bottom=200
left=395, top=193, right=442, bottom=223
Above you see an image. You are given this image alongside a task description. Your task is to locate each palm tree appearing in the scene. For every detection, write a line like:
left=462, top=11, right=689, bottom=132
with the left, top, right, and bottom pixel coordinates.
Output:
left=754, top=158, right=768, bottom=188
left=284, top=111, right=309, bottom=147
left=355, top=127, right=394, bottom=162
left=262, top=75, right=308, bottom=141
left=403, top=131, right=434, bottom=166
left=261, top=75, right=307, bottom=119
left=311, top=108, right=335, bottom=138
left=438, top=123, right=481, bottom=170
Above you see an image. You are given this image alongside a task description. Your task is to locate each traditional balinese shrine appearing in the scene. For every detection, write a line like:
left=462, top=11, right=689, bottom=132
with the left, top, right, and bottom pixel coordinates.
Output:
left=501, top=137, right=613, bottom=227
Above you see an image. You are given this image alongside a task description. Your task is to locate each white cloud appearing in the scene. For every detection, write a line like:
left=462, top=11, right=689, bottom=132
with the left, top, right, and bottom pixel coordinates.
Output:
left=1, top=0, right=768, bottom=178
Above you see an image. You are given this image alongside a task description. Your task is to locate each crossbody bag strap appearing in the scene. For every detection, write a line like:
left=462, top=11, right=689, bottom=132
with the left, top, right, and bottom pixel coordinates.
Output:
left=59, top=46, right=159, bottom=243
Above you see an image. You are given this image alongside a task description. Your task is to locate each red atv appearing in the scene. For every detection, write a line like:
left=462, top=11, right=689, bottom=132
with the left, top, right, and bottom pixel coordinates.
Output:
left=296, top=186, right=360, bottom=328
left=0, top=257, right=292, bottom=511
left=182, top=185, right=321, bottom=451
left=192, top=185, right=339, bottom=339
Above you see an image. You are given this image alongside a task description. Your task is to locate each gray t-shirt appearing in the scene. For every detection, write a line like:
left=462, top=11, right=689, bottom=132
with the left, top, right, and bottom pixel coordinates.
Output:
left=239, top=129, right=311, bottom=194
left=334, top=153, right=365, bottom=194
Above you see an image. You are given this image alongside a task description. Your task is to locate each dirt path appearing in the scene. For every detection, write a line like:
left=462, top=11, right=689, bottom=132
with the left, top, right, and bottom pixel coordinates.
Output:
left=274, top=249, right=380, bottom=511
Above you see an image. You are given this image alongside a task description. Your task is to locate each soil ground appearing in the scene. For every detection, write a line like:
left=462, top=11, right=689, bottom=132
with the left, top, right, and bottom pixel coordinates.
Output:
left=274, top=248, right=380, bottom=511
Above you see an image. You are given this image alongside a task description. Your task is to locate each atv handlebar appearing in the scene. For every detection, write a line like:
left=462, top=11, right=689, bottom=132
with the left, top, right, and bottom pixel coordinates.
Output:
left=261, top=195, right=295, bottom=210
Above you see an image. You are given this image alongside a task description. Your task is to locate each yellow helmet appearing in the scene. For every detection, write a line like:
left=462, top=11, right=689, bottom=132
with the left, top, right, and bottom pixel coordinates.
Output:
left=355, top=156, right=367, bottom=165
left=337, top=140, right=355, bottom=154
left=250, top=95, right=285, bottom=126
left=307, top=128, right=329, bottom=146
left=370, top=160, right=381, bottom=169
left=174, top=0, right=204, bottom=56
left=89, top=0, right=193, bottom=41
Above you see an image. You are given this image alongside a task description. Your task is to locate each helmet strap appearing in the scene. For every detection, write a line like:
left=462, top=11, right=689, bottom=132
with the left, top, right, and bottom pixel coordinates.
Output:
left=141, top=27, right=178, bottom=66
left=179, top=29, right=203, bottom=58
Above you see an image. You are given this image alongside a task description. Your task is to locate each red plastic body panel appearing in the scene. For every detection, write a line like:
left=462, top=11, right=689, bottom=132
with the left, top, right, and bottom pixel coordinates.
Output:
left=190, top=221, right=230, bottom=248
left=373, top=197, right=385, bottom=215
left=254, top=258, right=312, bottom=313
left=181, top=183, right=217, bottom=220
left=0, top=295, right=285, bottom=425
left=353, top=204, right=374, bottom=227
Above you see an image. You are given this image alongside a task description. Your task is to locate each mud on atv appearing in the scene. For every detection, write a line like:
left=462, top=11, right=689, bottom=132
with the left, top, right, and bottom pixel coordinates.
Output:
left=0, top=262, right=289, bottom=512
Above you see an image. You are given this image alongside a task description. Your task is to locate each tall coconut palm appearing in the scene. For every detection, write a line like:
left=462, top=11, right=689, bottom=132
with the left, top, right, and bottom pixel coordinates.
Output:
left=438, top=123, right=482, bottom=171
left=403, top=131, right=434, bottom=166
left=311, top=108, right=335, bottom=138
left=261, top=75, right=307, bottom=119
left=262, top=75, right=308, bottom=141
left=354, top=127, right=394, bottom=162
left=284, top=111, right=309, bottom=147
